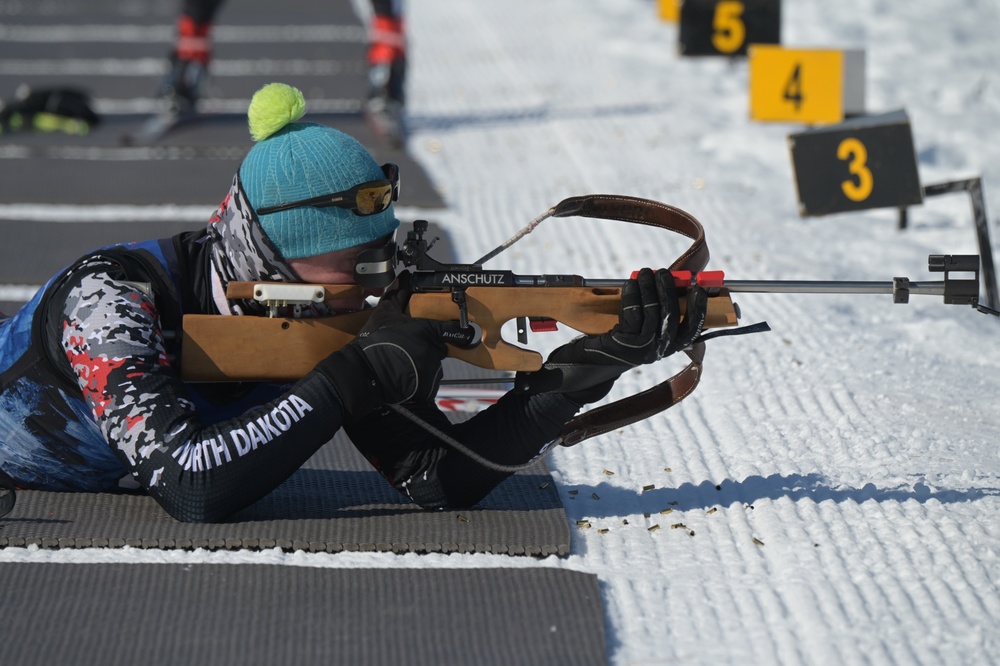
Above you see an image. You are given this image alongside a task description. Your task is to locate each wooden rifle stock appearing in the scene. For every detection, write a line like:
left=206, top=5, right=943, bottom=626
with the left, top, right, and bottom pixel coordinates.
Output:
left=180, top=283, right=738, bottom=382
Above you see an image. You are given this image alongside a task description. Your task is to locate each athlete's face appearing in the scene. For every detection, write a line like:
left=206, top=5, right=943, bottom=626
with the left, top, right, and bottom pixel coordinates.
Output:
left=286, top=237, right=387, bottom=312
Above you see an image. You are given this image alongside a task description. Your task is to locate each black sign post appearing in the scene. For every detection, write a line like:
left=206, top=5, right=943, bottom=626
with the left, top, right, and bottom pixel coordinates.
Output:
left=900, top=178, right=999, bottom=311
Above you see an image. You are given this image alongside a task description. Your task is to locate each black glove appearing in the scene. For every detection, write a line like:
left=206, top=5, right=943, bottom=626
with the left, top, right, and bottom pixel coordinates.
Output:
left=516, top=268, right=709, bottom=404
left=316, top=272, right=469, bottom=420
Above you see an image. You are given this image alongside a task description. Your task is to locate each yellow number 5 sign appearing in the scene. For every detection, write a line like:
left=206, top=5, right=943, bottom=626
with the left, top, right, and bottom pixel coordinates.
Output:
left=749, top=45, right=865, bottom=124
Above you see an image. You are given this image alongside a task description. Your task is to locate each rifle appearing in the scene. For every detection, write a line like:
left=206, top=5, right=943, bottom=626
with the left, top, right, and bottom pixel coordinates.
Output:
left=181, top=195, right=997, bottom=445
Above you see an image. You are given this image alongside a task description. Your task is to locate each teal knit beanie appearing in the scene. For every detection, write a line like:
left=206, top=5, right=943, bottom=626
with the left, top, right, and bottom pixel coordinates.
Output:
left=239, top=83, right=399, bottom=259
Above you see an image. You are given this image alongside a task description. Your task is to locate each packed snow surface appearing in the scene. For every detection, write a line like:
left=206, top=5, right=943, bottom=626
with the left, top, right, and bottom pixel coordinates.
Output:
left=4, top=1, right=1000, bottom=664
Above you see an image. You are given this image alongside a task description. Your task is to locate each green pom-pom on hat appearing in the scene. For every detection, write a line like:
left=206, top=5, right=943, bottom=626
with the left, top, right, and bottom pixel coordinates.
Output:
left=248, top=83, right=306, bottom=142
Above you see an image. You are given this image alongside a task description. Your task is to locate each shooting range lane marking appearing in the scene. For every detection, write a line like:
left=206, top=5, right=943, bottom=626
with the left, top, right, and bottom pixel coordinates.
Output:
left=0, top=204, right=444, bottom=221
left=0, top=204, right=212, bottom=222
left=91, top=96, right=362, bottom=115
left=0, top=144, right=248, bottom=161
left=0, top=285, right=41, bottom=301
left=0, top=59, right=367, bottom=78
left=0, top=91, right=362, bottom=126
left=0, top=24, right=366, bottom=43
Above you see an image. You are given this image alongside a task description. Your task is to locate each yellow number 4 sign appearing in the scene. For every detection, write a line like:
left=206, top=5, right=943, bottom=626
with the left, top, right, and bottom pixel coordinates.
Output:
left=749, top=45, right=865, bottom=124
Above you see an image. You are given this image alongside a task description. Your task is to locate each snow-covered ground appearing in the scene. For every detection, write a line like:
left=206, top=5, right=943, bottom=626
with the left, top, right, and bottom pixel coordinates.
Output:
left=4, top=1, right=1000, bottom=664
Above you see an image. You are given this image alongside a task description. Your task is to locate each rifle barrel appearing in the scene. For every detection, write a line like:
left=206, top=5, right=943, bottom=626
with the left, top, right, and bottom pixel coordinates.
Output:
left=581, top=277, right=947, bottom=297
left=724, top=280, right=945, bottom=296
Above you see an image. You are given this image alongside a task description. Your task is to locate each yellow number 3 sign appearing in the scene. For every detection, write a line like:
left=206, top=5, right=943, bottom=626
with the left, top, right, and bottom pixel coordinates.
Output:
left=837, top=137, right=874, bottom=201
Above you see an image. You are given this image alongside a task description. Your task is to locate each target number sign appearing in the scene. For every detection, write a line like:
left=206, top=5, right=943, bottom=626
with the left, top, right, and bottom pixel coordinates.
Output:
left=679, top=0, right=781, bottom=57
left=750, top=45, right=865, bottom=124
left=789, top=110, right=923, bottom=216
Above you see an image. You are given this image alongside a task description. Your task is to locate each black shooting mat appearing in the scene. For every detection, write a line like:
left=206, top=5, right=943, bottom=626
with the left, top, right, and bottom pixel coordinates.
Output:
left=0, top=563, right=608, bottom=666
left=0, top=429, right=570, bottom=556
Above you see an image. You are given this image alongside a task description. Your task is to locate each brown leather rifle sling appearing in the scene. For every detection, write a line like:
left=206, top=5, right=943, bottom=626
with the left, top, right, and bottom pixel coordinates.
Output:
left=386, top=194, right=718, bottom=472
left=542, top=194, right=710, bottom=447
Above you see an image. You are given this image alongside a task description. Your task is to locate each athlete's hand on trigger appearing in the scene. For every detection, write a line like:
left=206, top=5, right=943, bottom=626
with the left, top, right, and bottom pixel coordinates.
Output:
left=315, top=272, right=473, bottom=420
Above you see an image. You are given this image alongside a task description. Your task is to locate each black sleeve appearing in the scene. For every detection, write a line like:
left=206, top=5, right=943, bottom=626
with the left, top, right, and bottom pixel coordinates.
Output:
left=346, top=390, right=581, bottom=509
left=56, top=263, right=352, bottom=522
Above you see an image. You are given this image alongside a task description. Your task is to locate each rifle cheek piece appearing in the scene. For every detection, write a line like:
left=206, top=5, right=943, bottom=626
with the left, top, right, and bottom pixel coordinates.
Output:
left=354, top=238, right=399, bottom=289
